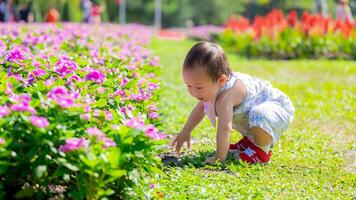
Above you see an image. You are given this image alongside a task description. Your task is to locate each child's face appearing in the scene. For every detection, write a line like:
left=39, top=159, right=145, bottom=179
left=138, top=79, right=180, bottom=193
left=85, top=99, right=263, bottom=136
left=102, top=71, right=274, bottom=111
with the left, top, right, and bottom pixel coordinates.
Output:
left=183, top=67, right=227, bottom=102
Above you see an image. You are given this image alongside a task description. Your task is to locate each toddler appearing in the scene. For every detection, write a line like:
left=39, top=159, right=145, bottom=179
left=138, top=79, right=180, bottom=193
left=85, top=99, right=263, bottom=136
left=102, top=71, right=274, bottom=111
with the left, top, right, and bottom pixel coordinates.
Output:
left=172, top=42, right=295, bottom=164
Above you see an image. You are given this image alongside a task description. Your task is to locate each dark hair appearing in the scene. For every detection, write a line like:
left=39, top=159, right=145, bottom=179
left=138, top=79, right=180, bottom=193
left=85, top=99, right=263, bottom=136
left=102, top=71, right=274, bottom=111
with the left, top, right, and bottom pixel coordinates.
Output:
left=183, top=42, right=231, bottom=82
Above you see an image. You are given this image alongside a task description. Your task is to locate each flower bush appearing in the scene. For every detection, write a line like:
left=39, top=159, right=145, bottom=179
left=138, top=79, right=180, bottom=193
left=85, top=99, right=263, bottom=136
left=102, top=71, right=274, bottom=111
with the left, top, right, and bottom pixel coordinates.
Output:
left=0, top=23, right=166, bottom=199
left=214, top=9, right=356, bottom=59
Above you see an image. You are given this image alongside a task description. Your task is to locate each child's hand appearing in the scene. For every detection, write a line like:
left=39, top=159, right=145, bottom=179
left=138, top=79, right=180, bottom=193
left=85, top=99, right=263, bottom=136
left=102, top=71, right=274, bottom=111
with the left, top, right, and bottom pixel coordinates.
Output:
left=203, top=156, right=219, bottom=165
left=171, top=131, right=191, bottom=154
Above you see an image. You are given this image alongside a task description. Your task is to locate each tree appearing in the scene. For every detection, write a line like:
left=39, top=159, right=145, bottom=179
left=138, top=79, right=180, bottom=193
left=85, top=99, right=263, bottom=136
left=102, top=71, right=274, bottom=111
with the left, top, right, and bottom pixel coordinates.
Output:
left=19, top=0, right=339, bottom=27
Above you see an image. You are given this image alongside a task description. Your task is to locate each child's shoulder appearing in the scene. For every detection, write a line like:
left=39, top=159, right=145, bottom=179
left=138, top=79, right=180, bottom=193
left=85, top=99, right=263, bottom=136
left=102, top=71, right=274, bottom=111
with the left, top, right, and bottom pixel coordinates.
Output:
left=233, top=71, right=270, bottom=84
left=216, top=74, right=247, bottom=110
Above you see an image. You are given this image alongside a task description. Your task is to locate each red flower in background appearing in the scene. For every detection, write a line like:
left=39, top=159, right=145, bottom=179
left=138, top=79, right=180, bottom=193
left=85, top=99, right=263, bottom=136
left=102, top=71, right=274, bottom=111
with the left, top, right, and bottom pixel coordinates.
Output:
left=287, top=10, right=297, bottom=27
left=224, top=9, right=356, bottom=40
left=252, top=9, right=287, bottom=40
left=252, top=16, right=264, bottom=39
left=224, top=15, right=250, bottom=32
left=323, top=17, right=332, bottom=34
left=334, top=19, right=353, bottom=37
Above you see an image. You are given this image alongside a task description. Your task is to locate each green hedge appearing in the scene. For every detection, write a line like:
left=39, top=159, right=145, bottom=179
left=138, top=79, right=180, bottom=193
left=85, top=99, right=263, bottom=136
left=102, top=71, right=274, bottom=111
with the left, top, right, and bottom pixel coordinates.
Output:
left=214, top=29, right=356, bottom=60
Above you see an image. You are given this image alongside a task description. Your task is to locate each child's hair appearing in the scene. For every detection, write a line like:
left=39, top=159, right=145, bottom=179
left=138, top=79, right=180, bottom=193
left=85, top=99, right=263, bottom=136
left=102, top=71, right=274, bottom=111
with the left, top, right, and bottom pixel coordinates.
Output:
left=183, top=42, right=231, bottom=82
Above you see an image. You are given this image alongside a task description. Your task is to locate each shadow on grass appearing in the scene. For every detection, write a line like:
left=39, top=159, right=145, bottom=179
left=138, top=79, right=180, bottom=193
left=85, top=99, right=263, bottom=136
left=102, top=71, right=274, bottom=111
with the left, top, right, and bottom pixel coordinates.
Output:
left=159, top=150, right=244, bottom=170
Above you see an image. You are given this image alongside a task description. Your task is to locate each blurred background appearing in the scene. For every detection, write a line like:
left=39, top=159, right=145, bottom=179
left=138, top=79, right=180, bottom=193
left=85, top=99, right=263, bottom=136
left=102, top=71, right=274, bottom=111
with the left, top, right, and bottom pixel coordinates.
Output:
left=1, top=0, right=355, bottom=59
left=0, top=0, right=355, bottom=27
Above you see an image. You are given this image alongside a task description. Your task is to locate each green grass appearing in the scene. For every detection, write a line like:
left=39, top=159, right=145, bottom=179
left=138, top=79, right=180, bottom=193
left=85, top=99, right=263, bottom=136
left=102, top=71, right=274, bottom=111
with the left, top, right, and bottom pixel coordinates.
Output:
left=149, top=38, right=356, bottom=199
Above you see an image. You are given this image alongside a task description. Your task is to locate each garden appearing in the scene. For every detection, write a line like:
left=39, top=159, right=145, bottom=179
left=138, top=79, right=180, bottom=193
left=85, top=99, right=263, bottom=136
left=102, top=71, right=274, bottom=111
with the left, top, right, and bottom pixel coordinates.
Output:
left=0, top=6, right=355, bottom=200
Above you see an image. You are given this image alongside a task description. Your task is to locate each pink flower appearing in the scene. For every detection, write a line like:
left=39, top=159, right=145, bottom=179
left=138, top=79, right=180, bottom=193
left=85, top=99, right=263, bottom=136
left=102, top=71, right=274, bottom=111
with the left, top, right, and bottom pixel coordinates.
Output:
left=33, top=68, right=46, bottom=77
left=56, top=98, right=75, bottom=108
left=11, top=103, right=37, bottom=114
left=84, top=106, right=91, bottom=112
left=150, top=184, right=155, bottom=189
left=120, top=78, right=129, bottom=86
left=85, top=69, right=106, bottom=84
left=11, top=74, right=23, bottom=82
left=103, top=137, right=116, bottom=148
left=48, top=86, right=68, bottom=99
left=59, top=138, right=89, bottom=153
left=16, top=93, right=31, bottom=103
left=10, top=93, right=37, bottom=114
left=5, top=83, right=14, bottom=96
left=149, top=56, right=160, bottom=67
left=149, top=112, right=159, bottom=119
left=128, top=105, right=134, bottom=111
left=147, top=73, right=155, bottom=78
left=87, top=127, right=105, bottom=139
left=148, top=104, right=157, bottom=112
left=47, top=86, right=75, bottom=108
left=115, top=89, right=126, bottom=97
left=130, top=94, right=143, bottom=102
left=148, top=83, right=159, bottom=90
left=93, top=109, right=100, bottom=117
left=4, top=47, right=25, bottom=62
left=27, top=74, right=35, bottom=85
left=124, top=118, right=145, bottom=129
left=120, top=106, right=126, bottom=113
left=127, top=65, right=137, bottom=70
left=98, top=87, right=105, bottom=94
left=29, top=115, right=49, bottom=128
left=136, top=78, right=145, bottom=87
left=0, top=138, right=5, bottom=145
left=32, top=61, right=40, bottom=67
left=70, top=91, right=80, bottom=99
left=55, top=57, right=78, bottom=77
left=0, top=106, right=10, bottom=117
left=145, top=125, right=166, bottom=140
left=68, top=75, right=81, bottom=83
left=104, top=110, right=112, bottom=121
left=80, top=113, right=91, bottom=121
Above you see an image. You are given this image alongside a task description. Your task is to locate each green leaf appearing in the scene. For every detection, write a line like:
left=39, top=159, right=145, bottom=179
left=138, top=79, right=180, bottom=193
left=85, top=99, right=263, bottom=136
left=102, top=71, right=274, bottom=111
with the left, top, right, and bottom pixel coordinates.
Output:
left=98, top=188, right=115, bottom=197
left=36, top=81, right=47, bottom=91
left=58, top=158, right=79, bottom=172
left=76, top=58, right=89, bottom=66
left=79, top=154, right=100, bottom=168
left=63, top=162, right=79, bottom=171
left=107, top=150, right=120, bottom=166
left=48, top=56, right=58, bottom=64
left=35, top=165, right=47, bottom=178
left=15, top=187, right=35, bottom=198
left=94, top=99, right=107, bottom=107
left=108, top=169, right=125, bottom=178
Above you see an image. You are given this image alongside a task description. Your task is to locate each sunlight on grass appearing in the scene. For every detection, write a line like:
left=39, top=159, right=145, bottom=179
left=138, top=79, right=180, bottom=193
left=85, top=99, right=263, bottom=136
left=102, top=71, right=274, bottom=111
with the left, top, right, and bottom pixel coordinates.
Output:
left=150, top=38, right=356, bottom=199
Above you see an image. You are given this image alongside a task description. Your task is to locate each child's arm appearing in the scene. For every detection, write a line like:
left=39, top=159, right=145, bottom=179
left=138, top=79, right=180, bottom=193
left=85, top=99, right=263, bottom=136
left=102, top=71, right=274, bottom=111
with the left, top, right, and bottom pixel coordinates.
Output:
left=172, top=101, right=205, bottom=153
left=213, top=95, right=234, bottom=163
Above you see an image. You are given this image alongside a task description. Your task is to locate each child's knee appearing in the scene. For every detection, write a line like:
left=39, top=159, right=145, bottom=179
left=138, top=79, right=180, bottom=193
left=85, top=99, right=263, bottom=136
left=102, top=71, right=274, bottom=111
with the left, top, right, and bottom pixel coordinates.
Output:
left=251, top=126, right=273, bottom=146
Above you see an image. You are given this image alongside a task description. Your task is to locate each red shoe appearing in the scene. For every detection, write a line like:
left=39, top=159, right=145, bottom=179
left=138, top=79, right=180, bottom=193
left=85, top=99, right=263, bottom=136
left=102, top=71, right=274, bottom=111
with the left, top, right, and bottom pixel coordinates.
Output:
left=229, top=136, right=254, bottom=152
left=236, top=142, right=272, bottom=164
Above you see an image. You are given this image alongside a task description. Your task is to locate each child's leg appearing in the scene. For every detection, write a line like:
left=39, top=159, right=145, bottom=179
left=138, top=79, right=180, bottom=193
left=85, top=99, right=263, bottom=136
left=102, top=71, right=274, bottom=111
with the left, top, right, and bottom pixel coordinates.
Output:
left=251, top=126, right=272, bottom=152
left=251, top=126, right=273, bottom=146
left=236, top=101, right=292, bottom=163
left=248, top=101, right=292, bottom=149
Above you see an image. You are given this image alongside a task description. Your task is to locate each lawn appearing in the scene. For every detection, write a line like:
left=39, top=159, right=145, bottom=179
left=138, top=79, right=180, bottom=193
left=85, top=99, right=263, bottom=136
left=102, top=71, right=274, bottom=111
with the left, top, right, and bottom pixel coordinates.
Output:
left=149, top=38, right=356, bottom=199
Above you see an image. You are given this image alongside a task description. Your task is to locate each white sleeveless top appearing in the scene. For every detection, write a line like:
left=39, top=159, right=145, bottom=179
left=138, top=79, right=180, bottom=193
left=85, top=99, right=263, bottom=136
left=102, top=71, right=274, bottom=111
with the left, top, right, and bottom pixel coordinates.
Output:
left=203, top=72, right=294, bottom=136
